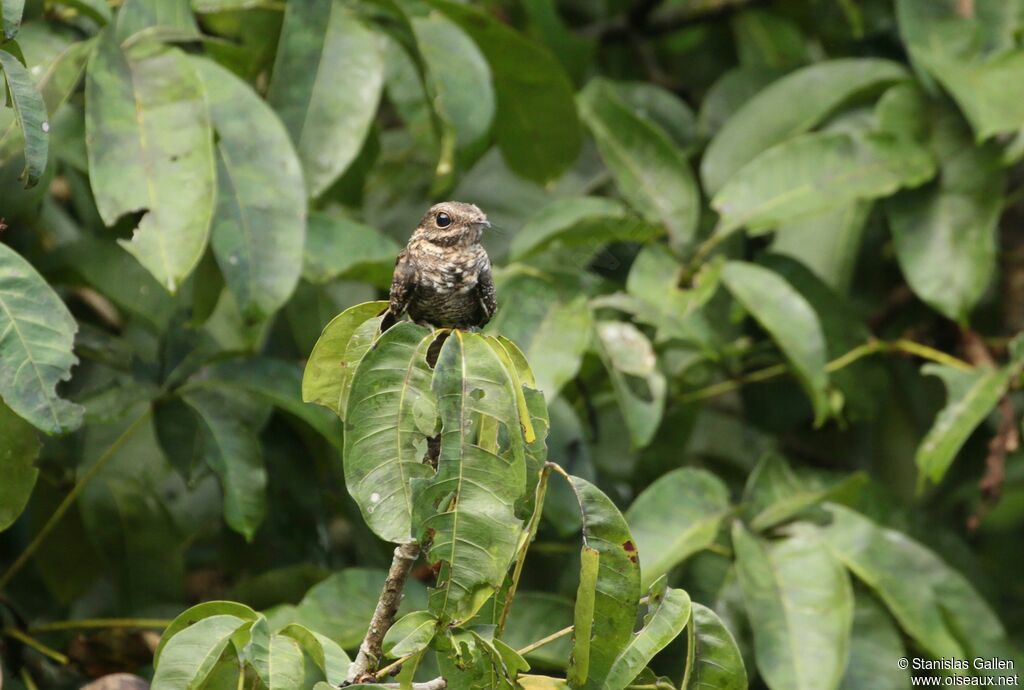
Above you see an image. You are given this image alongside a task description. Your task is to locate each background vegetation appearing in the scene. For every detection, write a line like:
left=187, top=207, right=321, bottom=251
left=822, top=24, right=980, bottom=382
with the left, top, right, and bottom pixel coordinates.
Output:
left=1, top=0, right=1023, bottom=688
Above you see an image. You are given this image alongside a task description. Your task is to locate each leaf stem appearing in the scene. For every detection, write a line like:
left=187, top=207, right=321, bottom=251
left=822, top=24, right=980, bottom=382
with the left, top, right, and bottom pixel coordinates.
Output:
left=516, top=624, right=574, bottom=657
left=0, top=409, right=152, bottom=592
left=497, top=465, right=552, bottom=636
left=2, top=627, right=70, bottom=665
left=678, top=339, right=973, bottom=404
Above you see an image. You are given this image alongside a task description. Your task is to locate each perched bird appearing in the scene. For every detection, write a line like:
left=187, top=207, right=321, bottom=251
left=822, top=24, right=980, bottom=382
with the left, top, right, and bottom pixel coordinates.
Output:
left=382, top=201, right=497, bottom=331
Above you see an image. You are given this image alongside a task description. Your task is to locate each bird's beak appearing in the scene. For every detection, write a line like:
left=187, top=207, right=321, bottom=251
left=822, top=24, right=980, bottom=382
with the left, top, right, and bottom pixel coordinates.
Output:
left=477, top=219, right=491, bottom=230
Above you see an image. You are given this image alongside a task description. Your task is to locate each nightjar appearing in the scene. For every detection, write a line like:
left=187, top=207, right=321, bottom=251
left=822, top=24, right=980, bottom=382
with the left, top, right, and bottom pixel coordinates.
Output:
left=381, top=201, right=497, bottom=331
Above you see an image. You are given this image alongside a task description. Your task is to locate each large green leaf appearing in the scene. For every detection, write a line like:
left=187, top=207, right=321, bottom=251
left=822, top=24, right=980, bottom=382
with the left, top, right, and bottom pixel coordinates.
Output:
left=0, top=46, right=48, bottom=186
left=192, top=57, right=306, bottom=322
left=701, top=58, right=907, bottom=194
left=278, top=623, right=351, bottom=685
left=560, top=474, right=641, bottom=690
left=821, top=504, right=1014, bottom=668
left=897, top=0, right=1024, bottom=138
left=382, top=610, right=438, bottom=658
left=593, top=321, right=666, bottom=448
left=248, top=621, right=308, bottom=690
left=486, top=272, right=593, bottom=401
left=0, top=400, right=39, bottom=531
left=712, top=131, right=935, bottom=236
left=681, top=603, right=748, bottom=690
left=887, top=107, right=1004, bottom=323
left=267, top=0, right=384, bottom=197
left=182, top=388, right=267, bottom=541
left=115, top=0, right=198, bottom=43
left=838, top=593, right=910, bottom=690
left=602, top=581, right=691, bottom=690
left=732, top=522, right=853, bottom=690
left=2, top=0, right=23, bottom=39
left=770, top=202, right=871, bottom=293
left=743, top=452, right=863, bottom=532
left=0, top=243, right=82, bottom=434
left=294, top=568, right=427, bottom=650
left=625, top=468, right=732, bottom=588
left=413, top=331, right=530, bottom=623
left=578, top=78, right=700, bottom=252
left=432, top=0, right=581, bottom=184
left=207, top=358, right=343, bottom=451
left=85, top=29, right=215, bottom=292
left=344, top=322, right=437, bottom=544
left=154, top=600, right=260, bottom=665
left=916, top=363, right=1009, bottom=488
left=301, top=301, right=388, bottom=418
left=720, top=261, right=830, bottom=425
left=508, top=197, right=644, bottom=261
left=151, top=614, right=250, bottom=690
left=302, top=213, right=398, bottom=286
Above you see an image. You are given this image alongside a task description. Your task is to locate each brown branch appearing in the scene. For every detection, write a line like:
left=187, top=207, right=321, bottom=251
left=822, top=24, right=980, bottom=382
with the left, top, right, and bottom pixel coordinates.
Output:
left=348, top=542, right=422, bottom=682
left=962, top=330, right=1019, bottom=531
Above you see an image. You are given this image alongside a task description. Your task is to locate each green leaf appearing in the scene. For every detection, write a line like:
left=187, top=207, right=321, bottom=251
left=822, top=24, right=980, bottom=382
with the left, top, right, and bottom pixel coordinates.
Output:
left=0, top=47, right=48, bottom=186
left=838, top=593, right=910, bottom=690
left=916, top=363, right=1010, bottom=488
left=267, top=0, right=384, bottom=197
left=278, top=623, right=351, bottom=685
left=732, top=9, right=810, bottom=70
left=151, top=614, right=250, bottom=690
left=701, top=58, right=907, bottom=194
left=732, top=522, right=853, bottom=690
left=887, top=107, right=1004, bottom=323
left=602, top=580, right=691, bottom=690
left=713, top=131, right=935, bottom=236
left=681, top=603, right=748, bottom=690
left=431, top=0, right=581, bottom=184
left=721, top=261, right=830, bottom=425
left=610, top=80, right=699, bottom=154
left=570, top=545, right=599, bottom=688
left=301, top=300, right=388, bottom=419
left=0, top=400, right=39, bottom=531
left=192, top=57, right=306, bottom=322
left=413, top=331, right=530, bottom=623
left=486, top=272, right=593, bottom=401
left=0, top=243, right=82, bottom=434
left=382, top=610, right=438, bottom=658
left=54, top=0, right=110, bottom=24
left=625, top=468, right=732, bottom=588
left=744, top=452, right=863, bottom=532
left=820, top=504, right=1010, bottom=663
left=578, top=78, right=700, bottom=252
left=208, top=358, right=343, bottom=452
left=182, top=388, right=267, bottom=541
left=85, top=30, right=216, bottom=292
left=509, top=197, right=642, bottom=261
left=2, top=0, right=24, bottom=39
left=593, top=321, right=666, bottom=448
left=115, top=0, right=199, bottom=43
left=559, top=474, right=641, bottom=690
left=248, top=624, right=307, bottom=690
left=294, top=568, right=427, bottom=649
left=302, top=213, right=399, bottom=286
left=154, top=601, right=259, bottom=665
left=344, top=322, right=437, bottom=544
left=770, top=202, right=871, bottom=294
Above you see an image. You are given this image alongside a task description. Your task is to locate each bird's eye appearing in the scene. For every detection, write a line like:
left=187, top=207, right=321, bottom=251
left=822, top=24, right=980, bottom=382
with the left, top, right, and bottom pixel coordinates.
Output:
left=435, top=212, right=452, bottom=228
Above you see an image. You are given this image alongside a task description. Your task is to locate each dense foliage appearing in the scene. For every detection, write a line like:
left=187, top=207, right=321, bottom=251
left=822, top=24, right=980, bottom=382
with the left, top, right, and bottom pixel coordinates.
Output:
left=1, top=0, right=1023, bottom=688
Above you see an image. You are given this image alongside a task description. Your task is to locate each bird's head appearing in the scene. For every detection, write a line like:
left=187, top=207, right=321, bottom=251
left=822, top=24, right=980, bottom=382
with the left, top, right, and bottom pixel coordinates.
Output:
left=414, top=201, right=490, bottom=246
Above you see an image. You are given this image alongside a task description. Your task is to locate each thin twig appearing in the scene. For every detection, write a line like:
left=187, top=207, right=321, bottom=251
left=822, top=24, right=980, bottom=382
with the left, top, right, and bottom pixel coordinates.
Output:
left=2, top=628, right=70, bottom=665
left=29, top=618, right=171, bottom=633
left=0, top=410, right=152, bottom=591
left=515, top=624, right=574, bottom=657
left=348, top=542, right=422, bottom=682
left=678, top=339, right=974, bottom=404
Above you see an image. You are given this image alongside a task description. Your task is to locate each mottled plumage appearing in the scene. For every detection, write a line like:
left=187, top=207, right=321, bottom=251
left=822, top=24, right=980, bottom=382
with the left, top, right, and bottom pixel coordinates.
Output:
left=383, top=201, right=496, bottom=330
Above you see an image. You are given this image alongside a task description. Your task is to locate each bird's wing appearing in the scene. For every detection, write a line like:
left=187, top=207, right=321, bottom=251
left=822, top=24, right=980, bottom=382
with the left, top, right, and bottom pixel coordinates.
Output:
left=383, top=249, right=416, bottom=331
left=477, top=261, right=497, bottom=325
